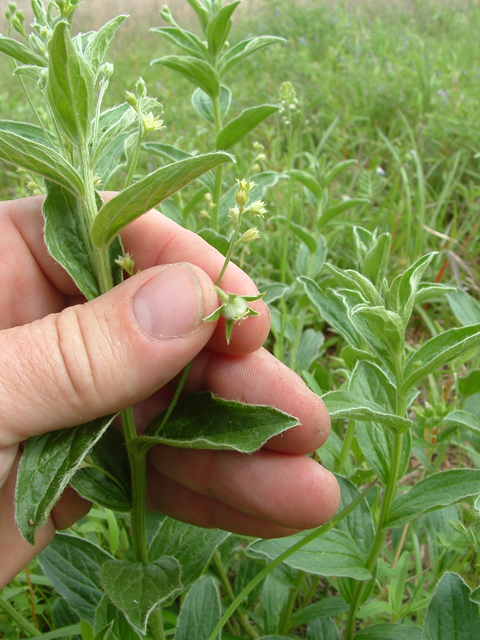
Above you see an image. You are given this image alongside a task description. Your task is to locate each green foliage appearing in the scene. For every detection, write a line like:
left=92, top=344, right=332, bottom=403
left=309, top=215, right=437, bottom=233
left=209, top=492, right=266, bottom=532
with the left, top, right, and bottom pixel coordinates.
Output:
left=2, top=0, right=480, bottom=638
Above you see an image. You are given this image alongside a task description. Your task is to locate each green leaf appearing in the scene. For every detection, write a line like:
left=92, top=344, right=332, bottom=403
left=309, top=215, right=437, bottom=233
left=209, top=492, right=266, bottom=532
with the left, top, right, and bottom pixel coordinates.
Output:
left=423, top=572, right=480, bottom=640
left=351, top=305, right=404, bottom=357
left=100, top=557, right=182, bottom=635
left=353, top=624, right=422, bottom=639
left=43, top=181, right=100, bottom=300
left=319, top=198, right=368, bottom=228
left=185, top=0, right=210, bottom=31
left=0, top=119, right=53, bottom=146
left=307, top=618, right=340, bottom=640
left=15, top=415, right=116, bottom=545
left=84, top=16, right=127, bottom=78
left=290, top=169, right=323, bottom=199
left=151, top=55, right=220, bottom=97
left=263, top=282, right=290, bottom=305
left=93, top=104, right=137, bottom=164
left=192, top=85, right=231, bottom=124
left=206, top=1, right=240, bottom=56
left=296, top=329, right=325, bottom=372
left=38, top=533, right=112, bottom=624
left=322, top=159, right=357, bottom=188
left=70, top=425, right=131, bottom=512
left=176, top=576, right=221, bottom=640
left=444, top=410, right=480, bottom=436
left=388, top=252, right=436, bottom=325
left=325, top=265, right=383, bottom=306
left=0, top=129, right=84, bottom=197
left=322, top=390, right=411, bottom=433
left=218, top=35, right=285, bottom=77
left=335, top=475, right=374, bottom=561
left=274, top=216, right=317, bottom=254
left=0, top=34, right=47, bottom=66
left=298, top=277, right=362, bottom=348
left=357, top=420, right=412, bottom=483
left=47, top=21, right=94, bottom=143
left=458, top=370, right=480, bottom=398
left=151, top=26, right=208, bottom=58
left=216, top=104, right=280, bottom=150
left=386, top=469, right=480, bottom=528
left=289, top=597, right=349, bottom=627
left=402, top=324, right=480, bottom=394
left=197, top=228, right=230, bottom=255
left=471, top=587, right=480, bottom=605
left=94, top=595, right=141, bottom=640
left=263, top=575, right=290, bottom=635
left=247, top=529, right=372, bottom=580
left=361, top=232, right=392, bottom=290
left=137, top=391, right=297, bottom=453
left=148, top=518, right=229, bottom=591
left=446, top=288, right=480, bottom=326
left=415, top=283, right=456, bottom=306
left=91, top=151, right=234, bottom=248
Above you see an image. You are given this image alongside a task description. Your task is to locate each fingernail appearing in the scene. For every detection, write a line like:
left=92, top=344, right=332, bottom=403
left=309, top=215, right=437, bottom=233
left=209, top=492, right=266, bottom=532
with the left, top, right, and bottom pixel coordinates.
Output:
left=132, top=264, right=203, bottom=339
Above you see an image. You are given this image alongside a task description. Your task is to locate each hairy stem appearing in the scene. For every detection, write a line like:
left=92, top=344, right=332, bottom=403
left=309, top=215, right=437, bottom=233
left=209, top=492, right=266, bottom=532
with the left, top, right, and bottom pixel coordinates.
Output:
left=211, top=94, right=224, bottom=232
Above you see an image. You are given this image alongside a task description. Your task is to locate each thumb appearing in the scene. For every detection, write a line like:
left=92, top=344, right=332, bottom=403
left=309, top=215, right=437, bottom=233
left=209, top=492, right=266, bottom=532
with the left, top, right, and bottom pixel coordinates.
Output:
left=0, top=263, right=219, bottom=447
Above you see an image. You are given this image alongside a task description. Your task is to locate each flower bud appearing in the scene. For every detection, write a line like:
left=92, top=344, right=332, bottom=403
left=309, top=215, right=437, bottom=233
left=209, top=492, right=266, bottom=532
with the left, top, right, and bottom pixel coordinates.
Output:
left=100, top=62, right=114, bottom=79
left=136, top=76, right=147, bottom=98
left=237, top=227, right=260, bottom=244
left=228, top=206, right=240, bottom=222
left=246, top=198, right=267, bottom=217
left=126, top=91, right=138, bottom=109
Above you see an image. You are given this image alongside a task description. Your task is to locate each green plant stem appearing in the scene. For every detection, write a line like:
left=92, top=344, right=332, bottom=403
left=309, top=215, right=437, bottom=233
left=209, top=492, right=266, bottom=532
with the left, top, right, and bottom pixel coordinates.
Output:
left=216, top=209, right=243, bottom=285
left=125, top=128, right=143, bottom=189
left=212, top=552, right=259, bottom=640
left=0, top=595, right=39, bottom=638
left=337, top=419, right=356, bottom=475
left=207, top=484, right=374, bottom=640
left=149, top=608, right=167, bottom=640
left=279, top=570, right=304, bottom=633
left=155, top=362, right=192, bottom=434
left=344, top=430, right=405, bottom=640
left=211, top=94, right=223, bottom=232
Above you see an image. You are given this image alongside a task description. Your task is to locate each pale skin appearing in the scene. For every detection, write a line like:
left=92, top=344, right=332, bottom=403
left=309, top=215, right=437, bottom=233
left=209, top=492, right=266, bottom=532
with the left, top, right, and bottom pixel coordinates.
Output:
left=0, top=195, right=340, bottom=588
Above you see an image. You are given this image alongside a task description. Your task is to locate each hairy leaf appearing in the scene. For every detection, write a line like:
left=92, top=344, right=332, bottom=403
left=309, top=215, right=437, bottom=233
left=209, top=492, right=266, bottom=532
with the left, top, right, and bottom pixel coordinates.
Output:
left=38, top=533, right=112, bottom=625
left=85, top=15, right=128, bottom=78
left=176, top=576, right=221, bottom=640
left=192, top=85, right=232, bottom=124
left=402, top=324, right=480, bottom=394
left=218, top=35, right=285, bottom=77
left=216, top=104, right=280, bottom=150
left=322, top=390, right=411, bottom=433
left=388, top=252, right=436, bottom=325
left=151, top=55, right=220, bottom=97
left=94, top=596, right=141, bottom=640
left=91, top=151, right=233, bottom=248
left=444, top=410, right=480, bottom=436
left=0, top=129, right=84, bottom=197
left=15, top=415, right=116, bottom=545
left=151, top=26, right=208, bottom=58
left=353, top=624, right=422, bottom=639
left=446, top=288, right=480, bottom=326
left=289, top=597, right=349, bottom=627
left=70, top=425, right=131, bottom=512
left=248, top=529, right=372, bottom=580
left=101, top=557, right=182, bottom=635
left=0, top=34, right=47, bottom=66
left=0, top=119, right=53, bottom=146
left=386, top=469, right=480, bottom=528
left=423, top=572, right=480, bottom=640
left=47, top=21, right=94, bottom=143
left=43, top=181, right=100, bottom=300
left=148, top=518, right=229, bottom=590
left=206, top=1, right=240, bottom=57
left=136, top=391, right=298, bottom=453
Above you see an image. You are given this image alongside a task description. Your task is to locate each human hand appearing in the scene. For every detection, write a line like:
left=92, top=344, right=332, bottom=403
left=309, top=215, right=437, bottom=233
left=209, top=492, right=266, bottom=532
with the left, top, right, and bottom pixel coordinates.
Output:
left=0, top=196, right=340, bottom=588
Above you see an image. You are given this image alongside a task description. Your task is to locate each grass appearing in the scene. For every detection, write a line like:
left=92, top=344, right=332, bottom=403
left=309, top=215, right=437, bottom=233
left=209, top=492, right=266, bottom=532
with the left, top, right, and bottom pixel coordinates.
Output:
left=1, top=0, right=480, bottom=637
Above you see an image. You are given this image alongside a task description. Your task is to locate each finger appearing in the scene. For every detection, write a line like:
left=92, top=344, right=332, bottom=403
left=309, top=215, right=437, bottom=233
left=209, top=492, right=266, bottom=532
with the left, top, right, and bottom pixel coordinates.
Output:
left=147, top=446, right=340, bottom=532
left=0, top=263, right=219, bottom=447
left=181, top=347, right=331, bottom=455
left=121, top=209, right=271, bottom=354
left=2, top=197, right=270, bottom=354
left=147, top=468, right=300, bottom=538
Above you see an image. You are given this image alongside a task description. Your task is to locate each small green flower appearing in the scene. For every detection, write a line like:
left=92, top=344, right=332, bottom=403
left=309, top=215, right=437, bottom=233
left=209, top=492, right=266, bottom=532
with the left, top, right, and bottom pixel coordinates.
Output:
left=204, top=286, right=265, bottom=344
